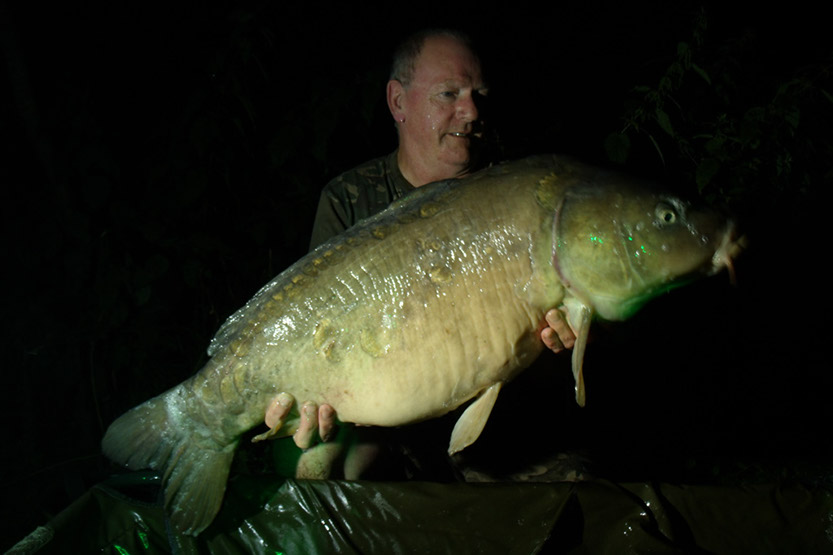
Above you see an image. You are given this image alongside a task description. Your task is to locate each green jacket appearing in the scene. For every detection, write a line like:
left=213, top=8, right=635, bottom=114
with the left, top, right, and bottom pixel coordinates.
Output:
left=308, top=151, right=415, bottom=250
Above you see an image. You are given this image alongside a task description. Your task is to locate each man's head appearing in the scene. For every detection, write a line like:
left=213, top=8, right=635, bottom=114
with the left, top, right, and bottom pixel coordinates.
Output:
left=386, top=29, right=488, bottom=186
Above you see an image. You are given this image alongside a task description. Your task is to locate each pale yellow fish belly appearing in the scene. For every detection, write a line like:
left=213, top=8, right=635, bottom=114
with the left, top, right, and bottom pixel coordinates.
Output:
left=315, top=259, right=550, bottom=427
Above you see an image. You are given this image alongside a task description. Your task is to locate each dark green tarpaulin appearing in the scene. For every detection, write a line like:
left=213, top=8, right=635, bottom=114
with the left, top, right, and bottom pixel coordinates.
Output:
left=12, top=473, right=833, bottom=554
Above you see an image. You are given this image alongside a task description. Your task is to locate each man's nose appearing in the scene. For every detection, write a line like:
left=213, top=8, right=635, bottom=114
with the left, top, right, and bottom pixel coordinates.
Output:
left=456, top=92, right=479, bottom=123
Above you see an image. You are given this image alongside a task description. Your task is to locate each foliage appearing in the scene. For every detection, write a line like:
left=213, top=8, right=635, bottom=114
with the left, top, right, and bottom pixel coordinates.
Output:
left=604, top=7, right=832, bottom=222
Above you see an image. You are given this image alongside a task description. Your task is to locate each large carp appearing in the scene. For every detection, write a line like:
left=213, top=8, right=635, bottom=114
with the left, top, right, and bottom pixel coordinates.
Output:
left=102, top=154, right=740, bottom=535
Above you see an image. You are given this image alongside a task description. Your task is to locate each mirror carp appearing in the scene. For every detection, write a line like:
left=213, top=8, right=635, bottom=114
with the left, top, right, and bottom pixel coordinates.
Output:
left=102, top=154, right=741, bottom=535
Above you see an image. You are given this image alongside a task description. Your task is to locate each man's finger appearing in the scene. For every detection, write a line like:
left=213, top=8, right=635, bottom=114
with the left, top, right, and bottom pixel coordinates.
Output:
left=541, top=325, right=565, bottom=353
left=545, top=308, right=576, bottom=350
left=318, top=404, right=336, bottom=442
left=265, top=392, right=294, bottom=430
left=294, top=401, right=319, bottom=450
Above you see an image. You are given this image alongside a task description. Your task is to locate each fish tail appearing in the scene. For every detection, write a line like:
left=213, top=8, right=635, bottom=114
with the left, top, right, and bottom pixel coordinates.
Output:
left=101, top=386, right=238, bottom=536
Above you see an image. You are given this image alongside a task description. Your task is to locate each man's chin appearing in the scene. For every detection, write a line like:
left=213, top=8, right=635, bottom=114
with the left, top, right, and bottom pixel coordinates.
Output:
left=438, top=158, right=473, bottom=178
left=441, top=146, right=476, bottom=166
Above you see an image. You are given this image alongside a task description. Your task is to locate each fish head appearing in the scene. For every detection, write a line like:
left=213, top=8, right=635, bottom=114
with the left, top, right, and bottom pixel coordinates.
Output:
left=553, top=177, right=740, bottom=321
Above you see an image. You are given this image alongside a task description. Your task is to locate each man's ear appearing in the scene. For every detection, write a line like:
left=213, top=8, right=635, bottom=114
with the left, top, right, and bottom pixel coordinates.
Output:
left=387, top=80, right=406, bottom=123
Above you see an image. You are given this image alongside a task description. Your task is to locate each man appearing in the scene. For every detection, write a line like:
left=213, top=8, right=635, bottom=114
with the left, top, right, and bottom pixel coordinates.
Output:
left=307, top=29, right=487, bottom=249
left=268, top=29, right=576, bottom=466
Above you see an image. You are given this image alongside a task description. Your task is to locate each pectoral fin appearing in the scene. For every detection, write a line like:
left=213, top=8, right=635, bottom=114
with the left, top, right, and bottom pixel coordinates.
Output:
left=564, top=299, right=593, bottom=407
left=448, top=382, right=503, bottom=455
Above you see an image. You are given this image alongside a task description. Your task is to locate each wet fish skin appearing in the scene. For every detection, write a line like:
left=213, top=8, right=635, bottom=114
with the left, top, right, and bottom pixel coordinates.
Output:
left=101, top=154, right=739, bottom=535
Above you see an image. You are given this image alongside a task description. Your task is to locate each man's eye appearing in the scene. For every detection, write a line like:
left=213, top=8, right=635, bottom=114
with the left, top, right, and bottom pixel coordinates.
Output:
left=439, top=91, right=457, bottom=99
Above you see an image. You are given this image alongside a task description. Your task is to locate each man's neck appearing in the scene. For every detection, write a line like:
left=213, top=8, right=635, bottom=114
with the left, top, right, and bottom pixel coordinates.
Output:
left=397, top=148, right=469, bottom=188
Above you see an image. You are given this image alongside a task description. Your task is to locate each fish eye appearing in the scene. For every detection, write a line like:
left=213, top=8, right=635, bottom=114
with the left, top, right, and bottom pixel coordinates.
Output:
left=655, top=203, right=678, bottom=225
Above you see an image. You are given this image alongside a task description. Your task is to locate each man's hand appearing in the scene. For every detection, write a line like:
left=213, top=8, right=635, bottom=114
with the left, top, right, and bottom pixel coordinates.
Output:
left=540, top=307, right=576, bottom=353
left=293, top=401, right=336, bottom=449
left=256, top=393, right=337, bottom=448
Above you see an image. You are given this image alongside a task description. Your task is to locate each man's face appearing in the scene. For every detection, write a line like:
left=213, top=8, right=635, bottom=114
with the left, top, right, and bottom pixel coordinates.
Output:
left=393, top=36, right=487, bottom=180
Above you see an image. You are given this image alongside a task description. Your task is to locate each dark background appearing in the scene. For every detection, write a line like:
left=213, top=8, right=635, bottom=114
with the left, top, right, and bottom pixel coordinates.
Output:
left=2, top=1, right=831, bottom=550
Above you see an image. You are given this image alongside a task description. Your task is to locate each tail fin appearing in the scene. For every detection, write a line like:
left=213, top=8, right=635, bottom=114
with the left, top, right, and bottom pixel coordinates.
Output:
left=102, top=390, right=237, bottom=536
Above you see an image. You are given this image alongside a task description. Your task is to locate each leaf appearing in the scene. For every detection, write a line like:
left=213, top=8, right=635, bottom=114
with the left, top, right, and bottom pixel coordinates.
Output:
left=783, top=105, right=800, bottom=130
left=696, top=158, right=721, bottom=192
left=692, top=63, right=712, bottom=85
left=704, top=135, right=726, bottom=155
left=656, top=108, right=675, bottom=137
left=647, top=133, right=666, bottom=165
left=604, top=132, right=631, bottom=164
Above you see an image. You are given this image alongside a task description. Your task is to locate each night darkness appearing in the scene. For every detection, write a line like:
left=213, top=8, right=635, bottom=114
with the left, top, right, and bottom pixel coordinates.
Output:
left=2, top=2, right=831, bottom=550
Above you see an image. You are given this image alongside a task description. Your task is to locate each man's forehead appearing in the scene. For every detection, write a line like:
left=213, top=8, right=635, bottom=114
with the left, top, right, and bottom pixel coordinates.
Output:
left=412, top=36, right=483, bottom=86
left=429, top=78, right=489, bottom=95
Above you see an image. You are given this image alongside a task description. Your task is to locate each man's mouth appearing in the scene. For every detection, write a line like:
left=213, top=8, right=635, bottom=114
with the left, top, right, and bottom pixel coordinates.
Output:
left=449, top=131, right=483, bottom=139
